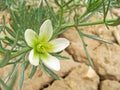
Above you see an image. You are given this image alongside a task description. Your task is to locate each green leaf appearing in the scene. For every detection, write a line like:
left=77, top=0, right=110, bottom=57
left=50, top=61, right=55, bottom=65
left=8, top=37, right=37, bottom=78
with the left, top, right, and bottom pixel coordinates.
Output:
left=0, top=25, right=3, bottom=32
left=87, top=0, right=103, bottom=12
left=51, top=53, right=69, bottom=60
left=10, top=47, right=31, bottom=59
left=29, top=66, right=37, bottom=78
left=102, top=0, right=110, bottom=29
left=5, top=26, right=16, bottom=38
left=5, top=36, right=14, bottom=44
left=108, top=17, right=120, bottom=26
left=42, top=64, right=60, bottom=80
left=36, top=0, right=44, bottom=21
left=83, top=33, right=112, bottom=44
left=5, top=0, right=11, bottom=6
left=54, top=0, right=61, bottom=7
left=4, top=36, right=24, bottom=47
left=0, top=41, right=6, bottom=54
left=8, top=70, right=18, bottom=90
left=45, top=0, right=58, bottom=22
left=53, top=29, right=68, bottom=38
left=75, top=26, right=94, bottom=69
left=0, top=1, right=7, bottom=10
left=20, top=62, right=25, bottom=90
left=25, top=60, right=30, bottom=70
left=0, top=78, right=10, bottom=90
left=0, top=50, right=10, bottom=67
left=5, top=64, right=18, bottom=83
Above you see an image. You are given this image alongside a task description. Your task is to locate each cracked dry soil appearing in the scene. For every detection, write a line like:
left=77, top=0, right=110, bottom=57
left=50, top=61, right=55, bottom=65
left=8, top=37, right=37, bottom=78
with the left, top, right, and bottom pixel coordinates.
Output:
left=1, top=11, right=120, bottom=90
left=1, top=24, right=120, bottom=90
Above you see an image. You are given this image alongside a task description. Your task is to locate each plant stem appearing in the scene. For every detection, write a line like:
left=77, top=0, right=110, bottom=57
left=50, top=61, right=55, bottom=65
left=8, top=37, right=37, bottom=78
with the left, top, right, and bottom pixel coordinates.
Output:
left=52, top=0, right=64, bottom=38
left=58, top=0, right=64, bottom=28
left=78, top=10, right=88, bottom=20
left=75, top=27, right=94, bottom=69
left=10, top=47, right=31, bottom=59
left=61, top=18, right=117, bottom=29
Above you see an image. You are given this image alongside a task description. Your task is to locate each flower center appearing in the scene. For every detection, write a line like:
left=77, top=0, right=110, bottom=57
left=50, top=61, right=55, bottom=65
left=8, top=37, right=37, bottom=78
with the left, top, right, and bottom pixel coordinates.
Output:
left=36, top=42, right=53, bottom=53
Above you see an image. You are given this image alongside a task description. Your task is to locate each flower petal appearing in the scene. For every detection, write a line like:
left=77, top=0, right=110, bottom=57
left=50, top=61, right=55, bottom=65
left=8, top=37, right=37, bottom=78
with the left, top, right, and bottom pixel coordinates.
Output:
left=39, top=19, right=53, bottom=41
left=40, top=53, right=60, bottom=71
left=25, top=29, right=39, bottom=47
left=29, top=49, right=39, bottom=66
left=49, top=38, right=70, bottom=52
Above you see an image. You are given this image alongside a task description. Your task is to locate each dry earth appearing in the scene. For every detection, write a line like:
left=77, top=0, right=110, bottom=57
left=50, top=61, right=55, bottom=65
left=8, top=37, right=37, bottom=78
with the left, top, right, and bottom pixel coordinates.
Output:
left=0, top=7, right=120, bottom=90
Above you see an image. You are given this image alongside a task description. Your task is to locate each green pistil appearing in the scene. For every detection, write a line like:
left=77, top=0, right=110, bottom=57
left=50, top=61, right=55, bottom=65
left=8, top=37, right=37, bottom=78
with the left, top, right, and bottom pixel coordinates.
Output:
left=36, top=42, right=54, bottom=53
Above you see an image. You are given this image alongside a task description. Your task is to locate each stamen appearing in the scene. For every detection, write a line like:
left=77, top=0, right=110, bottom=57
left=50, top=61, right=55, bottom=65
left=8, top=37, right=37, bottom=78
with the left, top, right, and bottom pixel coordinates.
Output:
left=36, top=42, right=54, bottom=53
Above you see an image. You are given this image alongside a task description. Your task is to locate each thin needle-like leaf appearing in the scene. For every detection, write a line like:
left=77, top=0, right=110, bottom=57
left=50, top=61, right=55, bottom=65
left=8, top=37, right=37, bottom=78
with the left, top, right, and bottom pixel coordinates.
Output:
left=42, top=64, right=60, bottom=80
left=29, top=66, right=37, bottom=78
left=83, top=33, right=112, bottom=44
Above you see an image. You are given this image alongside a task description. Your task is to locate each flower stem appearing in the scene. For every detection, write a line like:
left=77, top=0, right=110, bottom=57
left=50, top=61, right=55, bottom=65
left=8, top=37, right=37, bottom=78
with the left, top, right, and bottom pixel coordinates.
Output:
left=10, top=48, right=31, bottom=59
left=78, top=10, right=88, bottom=20
left=58, top=0, right=64, bottom=28
left=61, top=18, right=117, bottom=29
left=75, top=26, right=94, bottom=69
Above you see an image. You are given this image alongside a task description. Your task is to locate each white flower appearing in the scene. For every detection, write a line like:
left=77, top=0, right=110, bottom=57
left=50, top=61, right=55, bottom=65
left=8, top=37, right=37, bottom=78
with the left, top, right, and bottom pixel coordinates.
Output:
left=24, top=19, right=70, bottom=71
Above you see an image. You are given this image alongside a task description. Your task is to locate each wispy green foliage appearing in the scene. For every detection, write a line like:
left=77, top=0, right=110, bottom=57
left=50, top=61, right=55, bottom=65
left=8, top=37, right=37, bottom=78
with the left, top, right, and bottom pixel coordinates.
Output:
left=0, top=67, right=18, bottom=90
left=20, top=61, right=25, bottom=90
left=42, top=64, right=60, bottom=80
left=0, top=50, right=10, bottom=67
left=28, top=66, right=37, bottom=79
left=0, top=0, right=120, bottom=89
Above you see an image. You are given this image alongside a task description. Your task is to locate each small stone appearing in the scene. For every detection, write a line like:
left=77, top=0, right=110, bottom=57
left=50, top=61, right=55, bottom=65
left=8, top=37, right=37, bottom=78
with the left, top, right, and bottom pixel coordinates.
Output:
left=84, top=66, right=97, bottom=79
left=113, top=30, right=120, bottom=45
